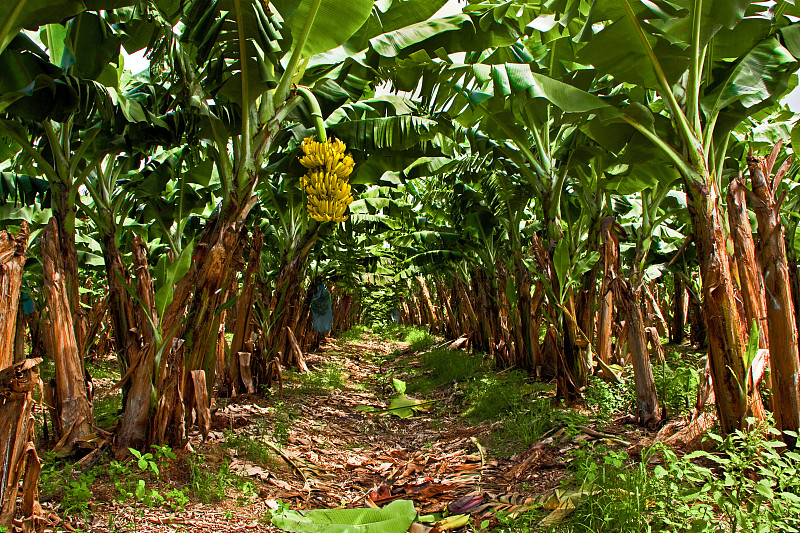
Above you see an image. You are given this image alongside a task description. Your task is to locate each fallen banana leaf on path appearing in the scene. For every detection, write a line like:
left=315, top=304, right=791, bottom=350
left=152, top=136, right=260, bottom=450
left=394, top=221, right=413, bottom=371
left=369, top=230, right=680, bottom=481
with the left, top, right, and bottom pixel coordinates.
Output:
left=271, top=499, right=417, bottom=533
left=355, top=396, right=436, bottom=418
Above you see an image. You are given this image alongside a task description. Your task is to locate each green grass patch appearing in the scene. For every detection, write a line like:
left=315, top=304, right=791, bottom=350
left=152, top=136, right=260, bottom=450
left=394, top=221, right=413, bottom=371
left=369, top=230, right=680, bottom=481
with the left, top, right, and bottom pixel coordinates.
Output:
left=402, top=326, right=436, bottom=351
left=547, top=419, right=800, bottom=532
left=408, top=348, right=571, bottom=454
left=336, top=324, right=370, bottom=341
left=287, top=361, right=344, bottom=394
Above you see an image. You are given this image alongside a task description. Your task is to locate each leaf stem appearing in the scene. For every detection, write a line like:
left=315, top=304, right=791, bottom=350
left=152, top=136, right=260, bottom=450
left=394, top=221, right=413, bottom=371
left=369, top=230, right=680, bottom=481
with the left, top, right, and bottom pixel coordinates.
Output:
left=620, top=0, right=704, bottom=170
left=297, top=86, right=326, bottom=141
left=274, top=0, right=323, bottom=107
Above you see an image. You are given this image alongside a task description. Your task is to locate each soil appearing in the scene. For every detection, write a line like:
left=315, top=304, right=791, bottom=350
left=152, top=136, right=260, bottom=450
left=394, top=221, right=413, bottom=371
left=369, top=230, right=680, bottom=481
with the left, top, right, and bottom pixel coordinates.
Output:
left=39, top=332, right=657, bottom=533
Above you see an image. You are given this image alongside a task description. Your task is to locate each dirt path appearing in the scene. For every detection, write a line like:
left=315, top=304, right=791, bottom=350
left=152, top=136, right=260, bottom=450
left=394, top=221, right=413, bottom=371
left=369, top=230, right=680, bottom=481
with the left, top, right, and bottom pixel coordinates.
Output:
left=55, top=333, right=582, bottom=533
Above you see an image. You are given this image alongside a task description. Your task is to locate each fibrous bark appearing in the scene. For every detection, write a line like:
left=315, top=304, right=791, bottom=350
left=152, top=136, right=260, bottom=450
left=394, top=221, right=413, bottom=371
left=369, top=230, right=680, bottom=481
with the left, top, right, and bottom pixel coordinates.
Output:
left=727, top=174, right=769, bottom=349
left=684, top=174, right=748, bottom=435
left=0, top=358, right=42, bottom=529
left=747, top=145, right=800, bottom=447
left=116, top=236, right=158, bottom=453
left=226, top=229, right=263, bottom=395
left=41, top=218, right=92, bottom=449
left=0, top=223, right=29, bottom=369
left=598, top=217, right=619, bottom=364
left=611, top=278, right=662, bottom=427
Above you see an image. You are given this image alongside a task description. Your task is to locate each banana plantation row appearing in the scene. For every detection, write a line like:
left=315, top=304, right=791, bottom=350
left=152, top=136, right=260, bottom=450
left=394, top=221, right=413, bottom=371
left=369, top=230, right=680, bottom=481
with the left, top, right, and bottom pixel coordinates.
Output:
left=1, top=0, right=800, bottom=527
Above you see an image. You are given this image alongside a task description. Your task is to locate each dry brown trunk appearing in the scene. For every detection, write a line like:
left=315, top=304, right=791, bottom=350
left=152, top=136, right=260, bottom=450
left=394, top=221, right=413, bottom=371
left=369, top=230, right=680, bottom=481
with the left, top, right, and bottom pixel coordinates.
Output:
left=0, top=224, right=29, bottom=369
left=399, top=297, right=411, bottom=326
left=434, top=278, right=457, bottom=338
left=455, top=277, right=478, bottom=342
left=266, top=229, right=317, bottom=369
left=41, top=219, right=92, bottom=449
left=670, top=275, right=686, bottom=344
left=0, top=358, right=42, bottom=529
left=13, top=305, right=25, bottom=364
left=514, top=262, right=535, bottom=371
left=417, top=277, right=439, bottom=333
left=183, top=223, right=244, bottom=402
left=644, top=284, right=669, bottom=341
left=226, top=230, right=263, bottom=395
left=611, top=279, right=662, bottom=427
left=727, top=176, right=769, bottom=349
left=597, top=217, right=618, bottom=364
left=116, top=237, right=158, bottom=452
left=747, top=146, right=800, bottom=447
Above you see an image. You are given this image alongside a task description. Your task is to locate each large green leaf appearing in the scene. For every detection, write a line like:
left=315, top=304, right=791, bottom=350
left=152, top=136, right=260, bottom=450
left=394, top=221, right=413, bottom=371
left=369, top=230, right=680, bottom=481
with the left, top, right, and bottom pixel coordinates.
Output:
left=281, top=0, right=374, bottom=58
left=271, top=499, right=417, bottom=533
left=701, top=37, right=798, bottom=116
left=65, top=12, right=121, bottom=80
left=577, top=15, right=688, bottom=89
left=344, top=0, right=448, bottom=53
left=0, top=0, right=83, bottom=54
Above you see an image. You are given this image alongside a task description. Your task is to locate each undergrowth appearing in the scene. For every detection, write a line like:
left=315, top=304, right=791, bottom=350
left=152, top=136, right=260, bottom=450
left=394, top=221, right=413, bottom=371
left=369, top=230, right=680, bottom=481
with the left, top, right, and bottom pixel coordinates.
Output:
left=538, top=419, right=800, bottom=533
left=409, top=347, right=583, bottom=453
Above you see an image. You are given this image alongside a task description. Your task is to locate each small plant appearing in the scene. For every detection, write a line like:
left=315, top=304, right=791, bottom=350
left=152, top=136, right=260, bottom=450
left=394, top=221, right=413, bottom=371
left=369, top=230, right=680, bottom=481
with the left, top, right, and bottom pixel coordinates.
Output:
left=187, top=453, right=242, bottom=504
left=584, top=375, right=633, bottom=421
left=555, top=419, right=800, bottom=532
left=403, top=326, right=436, bottom=351
left=61, top=473, right=95, bottom=516
left=129, top=448, right=160, bottom=478
left=165, top=489, right=189, bottom=511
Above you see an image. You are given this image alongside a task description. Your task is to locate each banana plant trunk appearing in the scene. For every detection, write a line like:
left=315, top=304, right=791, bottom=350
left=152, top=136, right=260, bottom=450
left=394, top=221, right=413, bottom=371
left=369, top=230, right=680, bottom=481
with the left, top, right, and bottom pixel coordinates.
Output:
left=434, top=278, right=457, bottom=338
left=268, top=228, right=318, bottom=369
left=610, top=278, right=662, bottom=427
left=41, top=218, right=93, bottom=449
left=0, top=224, right=29, bottom=370
left=727, top=175, right=769, bottom=349
left=514, top=258, right=536, bottom=371
left=51, top=188, right=86, bottom=360
left=670, top=275, right=686, bottom=345
left=747, top=148, right=800, bottom=447
left=226, top=229, right=263, bottom=395
left=455, top=276, right=479, bottom=344
left=183, top=222, right=244, bottom=399
left=683, top=174, right=748, bottom=434
left=116, top=236, right=158, bottom=452
left=417, top=277, right=439, bottom=334
left=597, top=217, right=619, bottom=364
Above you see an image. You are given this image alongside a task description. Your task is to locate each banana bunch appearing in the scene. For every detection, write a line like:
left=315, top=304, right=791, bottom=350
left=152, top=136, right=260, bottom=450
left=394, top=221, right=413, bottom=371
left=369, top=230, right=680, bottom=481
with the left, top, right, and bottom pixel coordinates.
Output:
left=299, top=137, right=355, bottom=222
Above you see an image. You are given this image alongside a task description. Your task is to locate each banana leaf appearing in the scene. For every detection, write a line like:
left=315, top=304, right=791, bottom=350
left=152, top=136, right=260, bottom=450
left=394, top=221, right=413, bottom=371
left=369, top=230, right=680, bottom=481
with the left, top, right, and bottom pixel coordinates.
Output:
left=271, top=499, right=417, bottom=533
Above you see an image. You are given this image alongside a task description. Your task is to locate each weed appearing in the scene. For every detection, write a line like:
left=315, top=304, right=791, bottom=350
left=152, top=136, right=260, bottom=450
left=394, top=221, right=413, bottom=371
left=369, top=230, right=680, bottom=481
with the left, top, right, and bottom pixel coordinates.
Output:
left=186, top=453, right=244, bottom=504
left=61, top=473, right=94, bottom=515
left=92, top=394, right=122, bottom=428
left=336, top=324, right=369, bottom=341
left=271, top=401, right=297, bottom=445
left=403, top=326, right=436, bottom=351
left=464, top=370, right=533, bottom=422
left=224, top=430, right=279, bottom=468
left=584, top=376, right=633, bottom=421
left=550, top=419, right=800, bottom=532
left=290, top=362, right=344, bottom=394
